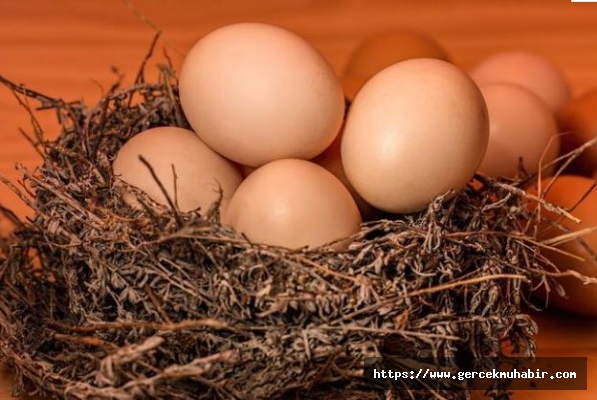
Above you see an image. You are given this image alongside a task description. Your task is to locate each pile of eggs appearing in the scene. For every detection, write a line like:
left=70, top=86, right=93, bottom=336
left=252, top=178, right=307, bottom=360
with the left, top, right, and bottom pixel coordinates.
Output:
left=112, top=22, right=597, bottom=315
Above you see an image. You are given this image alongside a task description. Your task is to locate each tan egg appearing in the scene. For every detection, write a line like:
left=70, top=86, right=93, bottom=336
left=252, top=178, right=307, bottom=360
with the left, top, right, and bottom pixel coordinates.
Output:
left=222, top=159, right=362, bottom=249
left=312, top=128, right=381, bottom=220
left=527, top=175, right=597, bottom=317
left=179, top=23, right=344, bottom=167
left=559, top=88, right=597, bottom=176
left=341, top=58, right=489, bottom=214
left=344, top=30, right=450, bottom=80
left=470, top=50, right=571, bottom=113
left=112, top=126, right=242, bottom=214
left=478, top=83, right=559, bottom=178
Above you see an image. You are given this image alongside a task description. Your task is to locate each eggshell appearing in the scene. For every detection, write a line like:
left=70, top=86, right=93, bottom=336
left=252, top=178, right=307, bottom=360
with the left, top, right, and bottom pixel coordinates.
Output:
left=223, top=159, right=362, bottom=249
left=470, top=50, right=571, bottom=113
left=478, top=83, right=559, bottom=178
left=179, top=23, right=345, bottom=167
left=112, top=126, right=242, bottom=214
left=527, top=175, right=597, bottom=316
left=341, top=58, right=489, bottom=214
left=344, top=30, right=450, bottom=80
left=558, top=88, right=597, bottom=176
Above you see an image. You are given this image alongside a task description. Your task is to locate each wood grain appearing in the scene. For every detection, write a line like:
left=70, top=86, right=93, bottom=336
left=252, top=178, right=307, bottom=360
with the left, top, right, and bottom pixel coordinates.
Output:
left=1, top=1, right=597, bottom=399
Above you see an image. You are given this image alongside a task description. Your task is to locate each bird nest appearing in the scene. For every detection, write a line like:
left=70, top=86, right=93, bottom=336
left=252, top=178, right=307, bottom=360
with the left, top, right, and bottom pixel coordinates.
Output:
left=0, top=42, right=586, bottom=400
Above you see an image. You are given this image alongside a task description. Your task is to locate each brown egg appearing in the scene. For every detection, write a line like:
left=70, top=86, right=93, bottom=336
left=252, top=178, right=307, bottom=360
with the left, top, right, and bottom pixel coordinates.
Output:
left=559, top=88, right=597, bottom=176
left=179, top=23, right=345, bottom=167
left=470, top=51, right=571, bottom=113
left=113, top=127, right=242, bottom=214
left=527, top=175, right=597, bottom=316
left=312, top=129, right=380, bottom=220
left=342, top=58, right=489, bottom=214
left=344, top=30, right=450, bottom=79
left=222, top=159, right=362, bottom=249
left=478, top=83, right=559, bottom=178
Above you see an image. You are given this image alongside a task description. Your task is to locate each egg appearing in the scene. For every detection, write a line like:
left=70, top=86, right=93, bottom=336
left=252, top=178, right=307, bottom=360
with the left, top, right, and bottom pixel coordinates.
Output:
left=342, top=30, right=450, bottom=101
left=470, top=50, right=571, bottom=113
left=112, top=126, right=242, bottom=214
left=312, top=128, right=380, bottom=220
left=527, top=175, right=597, bottom=316
left=341, top=58, right=489, bottom=214
left=179, top=23, right=345, bottom=167
left=344, top=30, right=450, bottom=78
left=477, top=83, right=559, bottom=178
left=558, top=88, right=597, bottom=176
left=222, top=159, right=362, bottom=249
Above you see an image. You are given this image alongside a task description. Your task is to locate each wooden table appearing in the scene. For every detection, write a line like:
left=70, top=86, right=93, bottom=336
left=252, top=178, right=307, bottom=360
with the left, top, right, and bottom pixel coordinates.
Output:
left=1, top=0, right=597, bottom=399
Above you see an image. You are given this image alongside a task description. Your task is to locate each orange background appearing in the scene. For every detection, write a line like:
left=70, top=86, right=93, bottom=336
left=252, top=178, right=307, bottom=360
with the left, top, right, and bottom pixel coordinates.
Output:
left=2, top=0, right=597, bottom=399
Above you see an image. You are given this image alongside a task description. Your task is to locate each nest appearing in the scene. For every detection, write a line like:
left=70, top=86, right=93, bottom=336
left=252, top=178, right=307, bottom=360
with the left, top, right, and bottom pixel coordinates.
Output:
left=0, top=40, right=583, bottom=400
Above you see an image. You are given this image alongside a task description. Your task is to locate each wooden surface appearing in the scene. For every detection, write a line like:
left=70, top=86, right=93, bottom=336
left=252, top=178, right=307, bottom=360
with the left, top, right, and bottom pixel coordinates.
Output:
left=2, top=0, right=597, bottom=399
